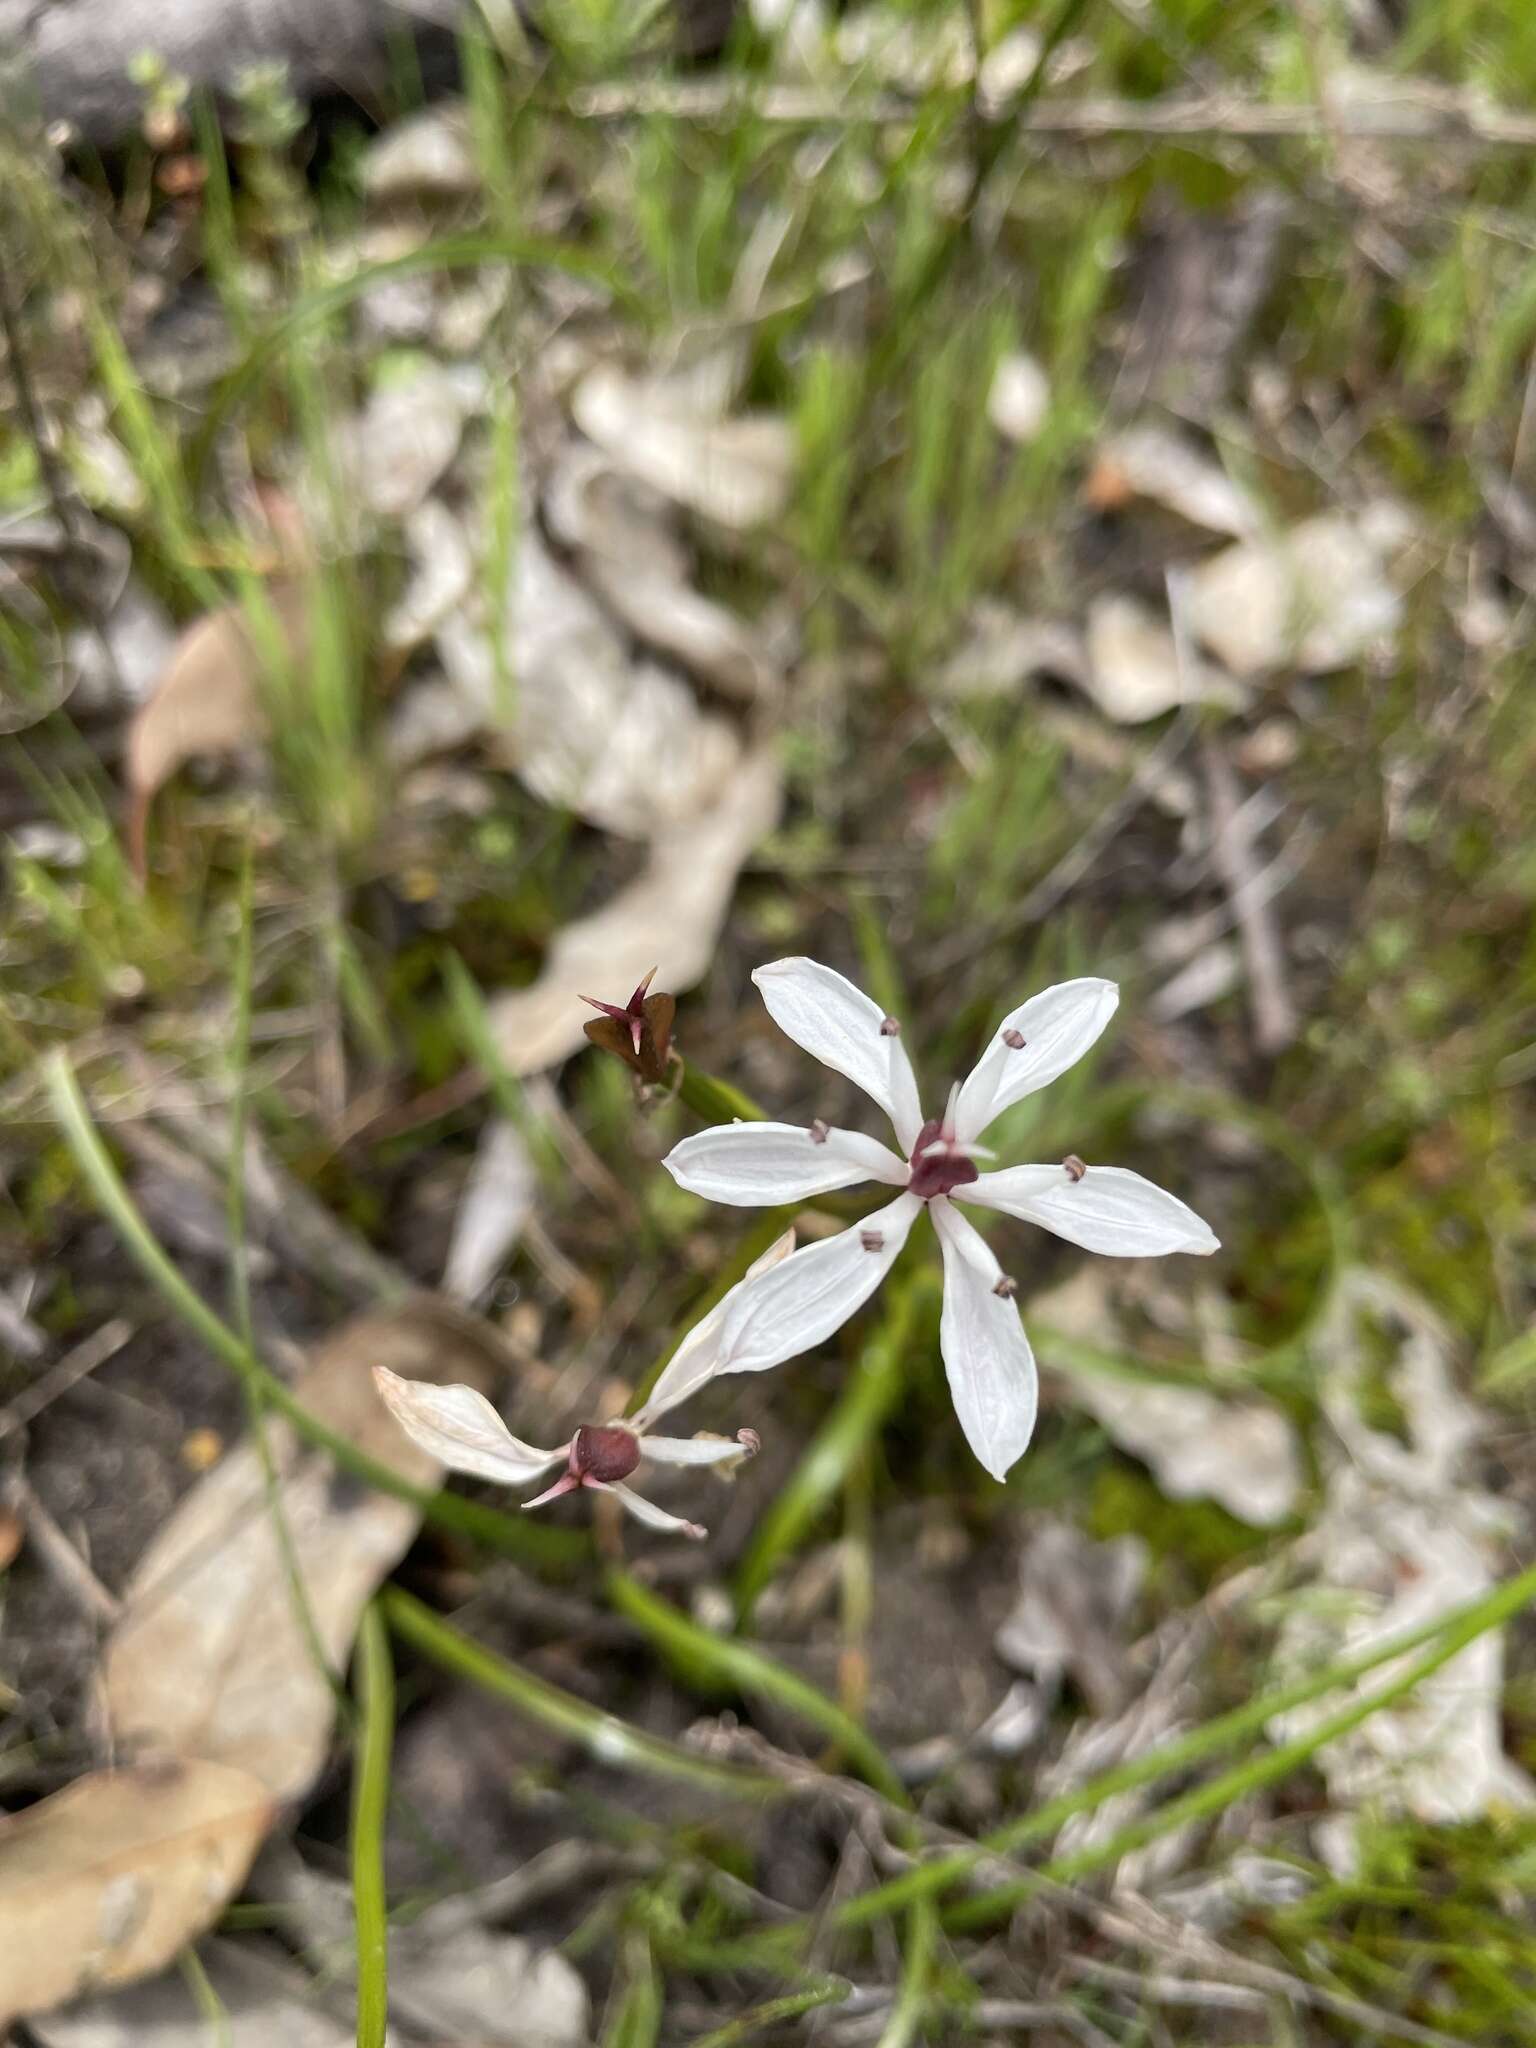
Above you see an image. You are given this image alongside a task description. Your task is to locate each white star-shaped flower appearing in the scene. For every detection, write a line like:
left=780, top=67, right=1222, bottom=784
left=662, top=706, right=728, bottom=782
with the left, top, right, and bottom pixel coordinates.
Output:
left=663, top=959, right=1219, bottom=1482
left=375, top=1232, right=794, bottom=1540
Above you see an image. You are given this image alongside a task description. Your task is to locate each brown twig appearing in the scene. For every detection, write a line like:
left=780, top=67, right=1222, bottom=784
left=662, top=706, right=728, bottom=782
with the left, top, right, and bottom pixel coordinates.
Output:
left=0, top=1318, right=134, bottom=1442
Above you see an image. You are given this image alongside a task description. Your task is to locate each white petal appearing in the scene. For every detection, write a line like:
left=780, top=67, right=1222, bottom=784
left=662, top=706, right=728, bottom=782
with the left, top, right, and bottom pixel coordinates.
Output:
left=636, top=1229, right=796, bottom=1425
left=718, top=1191, right=924, bottom=1375
left=931, top=1203, right=1038, bottom=1483
left=663, top=1121, right=906, bottom=1206
left=952, top=978, right=1120, bottom=1145
left=640, top=1432, right=756, bottom=1467
left=959, top=1163, right=1220, bottom=1256
left=373, top=1366, right=563, bottom=1487
left=596, top=1481, right=706, bottom=1540
left=752, top=957, right=924, bottom=1152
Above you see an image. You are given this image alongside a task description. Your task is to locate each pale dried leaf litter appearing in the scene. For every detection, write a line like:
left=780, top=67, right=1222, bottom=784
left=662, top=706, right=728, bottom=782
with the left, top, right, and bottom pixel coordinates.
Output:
left=123, top=579, right=308, bottom=872
left=995, top=1520, right=1146, bottom=1718
left=0, top=1762, right=273, bottom=2028
left=435, top=509, right=743, bottom=835
left=1082, top=593, right=1247, bottom=724
left=486, top=744, right=783, bottom=1072
left=987, top=351, right=1051, bottom=445
left=1027, top=1266, right=1302, bottom=1526
left=1087, top=423, right=1262, bottom=538
left=543, top=439, right=778, bottom=701
left=1269, top=1269, right=1533, bottom=1861
left=1185, top=502, right=1412, bottom=677
left=443, top=1116, right=538, bottom=1306
left=570, top=360, right=796, bottom=530
left=102, top=1298, right=511, bottom=1804
left=260, top=1854, right=589, bottom=2048
left=30, top=1939, right=352, bottom=2048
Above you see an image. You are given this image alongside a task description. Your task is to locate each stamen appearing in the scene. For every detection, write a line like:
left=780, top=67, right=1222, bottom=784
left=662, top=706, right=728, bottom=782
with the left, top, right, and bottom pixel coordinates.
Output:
left=1002, top=1027, right=1026, bottom=1049
left=1062, top=1154, right=1087, bottom=1182
left=879, top=1015, right=901, bottom=1037
left=860, top=1229, right=885, bottom=1253
left=809, top=1118, right=830, bottom=1145
left=992, top=1276, right=1018, bottom=1299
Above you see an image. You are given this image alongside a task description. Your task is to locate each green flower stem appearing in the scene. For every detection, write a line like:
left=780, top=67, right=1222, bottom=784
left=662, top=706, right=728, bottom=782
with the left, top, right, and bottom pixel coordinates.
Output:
left=677, top=1061, right=770, bottom=1126
left=44, top=1048, right=584, bottom=1570
left=382, top=1586, right=781, bottom=1799
left=351, top=1602, right=394, bottom=2048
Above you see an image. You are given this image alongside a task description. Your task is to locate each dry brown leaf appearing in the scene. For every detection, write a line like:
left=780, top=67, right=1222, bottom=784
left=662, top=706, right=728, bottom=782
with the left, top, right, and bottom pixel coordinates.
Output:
left=124, top=579, right=308, bottom=877
left=0, top=1760, right=273, bottom=2027
left=487, top=743, right=782, bottom=1071
left=101, top=1297, right=510, bottom=1803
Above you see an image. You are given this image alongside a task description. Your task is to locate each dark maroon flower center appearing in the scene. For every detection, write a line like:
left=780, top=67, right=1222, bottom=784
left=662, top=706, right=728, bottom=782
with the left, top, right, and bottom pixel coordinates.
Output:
left=571, top=1423, right=643, bottom=1484
left=906, top=1117, right=979, bottom=1201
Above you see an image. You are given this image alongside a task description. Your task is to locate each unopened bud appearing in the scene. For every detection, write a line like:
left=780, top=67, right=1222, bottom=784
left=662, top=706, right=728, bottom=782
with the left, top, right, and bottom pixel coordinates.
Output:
left=581, top=968, right=676, bottom=1086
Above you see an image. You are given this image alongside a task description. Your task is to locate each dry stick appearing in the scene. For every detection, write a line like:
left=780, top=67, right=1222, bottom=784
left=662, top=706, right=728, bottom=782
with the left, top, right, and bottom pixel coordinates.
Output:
left=0, top=1317, right=134, bottom=1441
left=2, top=1472, right=122, bottom=1624
left=1201, top=734, right=1298, bottom=1054
left=564, top=79, right=1536, bottom=148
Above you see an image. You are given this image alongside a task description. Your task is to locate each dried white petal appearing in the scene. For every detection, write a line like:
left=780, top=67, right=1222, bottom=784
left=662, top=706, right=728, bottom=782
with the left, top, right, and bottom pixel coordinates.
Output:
left=372, top=1366, right=561, bottom=1488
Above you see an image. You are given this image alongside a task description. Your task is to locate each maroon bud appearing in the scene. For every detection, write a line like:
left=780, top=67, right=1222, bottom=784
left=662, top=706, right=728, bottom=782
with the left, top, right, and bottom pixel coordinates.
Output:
left=1062, top=1154, right=1087, bottom=1183
left=1002, top=1028, right=1026, bottom=1050
left=570, top=1423, right=643, bottom=1484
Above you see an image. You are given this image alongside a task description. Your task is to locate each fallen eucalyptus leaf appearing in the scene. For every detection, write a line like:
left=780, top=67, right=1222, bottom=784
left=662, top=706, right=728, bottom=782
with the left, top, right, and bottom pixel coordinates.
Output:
left=361, top=102, right=479, bottom=201
left=1083, top=592, right=1246, bottom=723
left=1086, top=424, right=1260, bottom=538
left=0, top=1761, right=273, bottom=2027
left=1031, top=1267, right=1301, bottom=1527
left=1269, top=1270, right=1534, bottom=1851
left=436, top=518, right=741, bottom=835
left=100, top=1297, right=510, bottom=1803
left=544, top=442, right=777, bottom=700
left=488, top=744, right=782, bottom=1072
left=1184, top=505, right=1409, bottom=676
left=571, top=362, right=795, bottom=529
left=443, top=1117, right=537, bottom=1306
left=30, top=1938, right=350, bottom=2048
left=123, top=580, right=307, bottom=876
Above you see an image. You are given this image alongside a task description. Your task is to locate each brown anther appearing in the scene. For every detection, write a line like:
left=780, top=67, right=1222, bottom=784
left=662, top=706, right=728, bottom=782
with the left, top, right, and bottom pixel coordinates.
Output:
left=992, top=1276, right=1018, bottom=1299
left=879, top=1016, right=901, bottom=1037
left=735, top=1428, right=762, bottom=1458
left=860, top=1229, right=885, bottom=1253
left=1062, top=1154, right=1087, bottom=1182
left=809, top=1118, right=830, bottom=1145
left=1002, top=1028, right=1026, bottom=1049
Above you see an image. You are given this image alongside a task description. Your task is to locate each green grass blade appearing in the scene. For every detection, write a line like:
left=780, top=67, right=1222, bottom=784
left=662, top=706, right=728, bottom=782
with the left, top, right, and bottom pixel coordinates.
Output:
left=351, top=1601, right=394, bottom=2048
left=382, top=1586, right=780, bottom=1798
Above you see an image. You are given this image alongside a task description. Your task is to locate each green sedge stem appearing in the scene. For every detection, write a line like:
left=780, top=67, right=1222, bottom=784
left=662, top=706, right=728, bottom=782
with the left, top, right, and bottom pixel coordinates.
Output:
left=351, top=1602, right=394, bottom=2048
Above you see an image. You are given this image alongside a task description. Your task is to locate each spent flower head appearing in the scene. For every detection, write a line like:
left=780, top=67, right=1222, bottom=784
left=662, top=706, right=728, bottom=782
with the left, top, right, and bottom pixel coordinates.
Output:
left=581, top=967, right=676, bottom=1086
left=663, top=959, right=1218, bottom=1482
left=374, top=1231, right=792, bottom=1540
